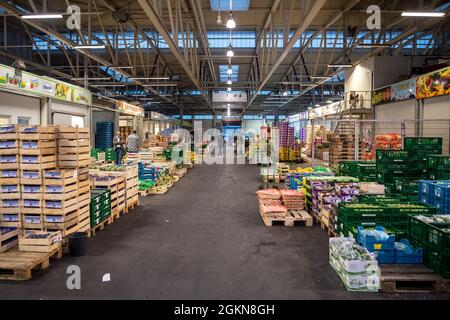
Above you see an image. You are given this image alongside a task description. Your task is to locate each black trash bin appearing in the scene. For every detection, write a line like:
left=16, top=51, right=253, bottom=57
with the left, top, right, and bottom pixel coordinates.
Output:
left=68, top=232, right=87, bottom=257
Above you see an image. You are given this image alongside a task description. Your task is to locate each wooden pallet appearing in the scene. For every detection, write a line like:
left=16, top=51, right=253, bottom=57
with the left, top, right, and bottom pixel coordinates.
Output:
left=125, top=198, right=139, bottom=213
left=90, top=217, right=112, bottom=236
left=260, top=210, right=313, bottom=227
left=0, top=247, right=62, bottom=281
left=380, top=265, right=450, bottom=293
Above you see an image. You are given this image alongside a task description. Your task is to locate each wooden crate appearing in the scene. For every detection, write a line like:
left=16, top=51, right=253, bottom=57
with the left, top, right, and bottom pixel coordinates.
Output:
left=43, top=209, right=79, bottom=230
left=0, top=139, right=19, bottom=156
left=20, top=154, right=56, bottom=170
left=21, top=198, right=43, bottom=214
left=78, top=167, right=90, bottom=182
left=19, top=230, right=62, bottom=253
left=0, top=184, right=20, bottom=199
left=56, top=126, right=89, bottom=139
left=20, top=170, right=42, bottom=185
left=43, top=195, right=78, bottom=215
left=0, top=211, right=21, bottom=228
left=0, top=124, right=19, bottom=140
left=0, top=155, right=19, bottom=170
left=0, top=227, right=19, bottom=253
left=0, top=199, right=20, bottom=212
left=20, top=184, right=43, bottom=199
left=0, top=170, right=20, bottom=184
left=19, top=140, right=56, bottom=156
left=19, top=126, right=55, bottom=141
left=0, top=247, right=62, bottom=280
left=22, top=213, right=43, bottom=230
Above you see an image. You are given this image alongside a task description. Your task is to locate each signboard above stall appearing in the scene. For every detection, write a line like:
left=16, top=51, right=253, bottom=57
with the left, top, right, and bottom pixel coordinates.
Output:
left=212, top=91, right=247, bottom=103
left=150, top=111, right=170, bottom=120
left=0, top=63, right=92, bottom=105
left=117, top=100, right=145, bottom=117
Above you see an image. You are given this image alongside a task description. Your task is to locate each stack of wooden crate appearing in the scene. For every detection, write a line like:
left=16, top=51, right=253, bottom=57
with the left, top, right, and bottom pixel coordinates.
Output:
left=125, top=165, right=139, bottom=212
left=19, top=126, right=57, bottom=232
left=55, top=126, right=91, bottom=236
left=0, top=125, right=21, bottom=230
left=328, top=133, right=366, bottom=166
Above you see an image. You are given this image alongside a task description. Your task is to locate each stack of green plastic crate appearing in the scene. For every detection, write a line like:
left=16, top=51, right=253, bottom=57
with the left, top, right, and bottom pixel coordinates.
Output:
left=376, top=150, right=412, bottom=192
left=339, top=161, right=376, bottom=181
left=91, top=148, right=100, bottom=159
left=90, top=189, right=112, bottom=227
left=393, top=178, right=419, bottom=202
left=105, top=148, right=115, bottom=162
left=404, top=137, right=442, bottom=171
left=427, top=155, right=450, bottom=180
left=337, top=200, right=436, bottom=239
left=408, top=215, right=450, bottom=278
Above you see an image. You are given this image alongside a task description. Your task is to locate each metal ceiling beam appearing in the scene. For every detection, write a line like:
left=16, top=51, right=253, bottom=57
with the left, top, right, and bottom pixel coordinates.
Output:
left=280, top=0, right=362, bottom=83
left=137, top=0, right=211, bottom=108
left=0, top=0, right=178, bottom=106
left=243, top=0, right=328, bottom=114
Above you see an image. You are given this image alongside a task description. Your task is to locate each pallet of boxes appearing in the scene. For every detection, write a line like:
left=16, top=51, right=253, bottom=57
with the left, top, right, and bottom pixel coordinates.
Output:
left=0, top=124, right=92, bottom=280
left=256, top=188, right=312, bottom=227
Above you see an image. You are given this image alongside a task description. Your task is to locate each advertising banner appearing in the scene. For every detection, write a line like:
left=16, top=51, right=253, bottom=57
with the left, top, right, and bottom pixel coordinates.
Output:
left=372, top=86, right=392, bottom=106
left=0, top=63, right=91, bottom=105
left=117, top=100, right=145, bottom=117
left=416, top=66, right=450, bottom=99
left=391, top=78, right=416, bottom=102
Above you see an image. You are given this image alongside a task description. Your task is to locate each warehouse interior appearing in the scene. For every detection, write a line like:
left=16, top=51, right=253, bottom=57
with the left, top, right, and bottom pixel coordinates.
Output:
left=0, top=0, right=450, bottom=301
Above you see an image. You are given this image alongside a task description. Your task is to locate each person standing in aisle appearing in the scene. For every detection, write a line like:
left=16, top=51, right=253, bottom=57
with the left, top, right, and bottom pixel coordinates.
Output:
left=127, top=130, right=140, bottom=153
left=113, top=131, right=124, bottom=165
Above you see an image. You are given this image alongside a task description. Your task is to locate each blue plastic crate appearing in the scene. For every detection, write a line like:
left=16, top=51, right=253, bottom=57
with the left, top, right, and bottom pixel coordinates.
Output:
left=394, top=239, right=423, bottom=264
left=434, top=184, right=450, bottom=200
left=375, top=250, right=395, bottom=264
left=357, top=226, right=396, bottom=251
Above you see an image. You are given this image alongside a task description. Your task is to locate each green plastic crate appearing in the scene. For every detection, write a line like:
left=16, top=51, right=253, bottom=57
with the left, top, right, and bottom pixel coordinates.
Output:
left=404, top=137, right=443, bottom=151
left=394, top=178, right=419, bottom=194
left=376, top=150, right=409, bottom=161
left=385, top=204, right=436, bottom=224
left=426, top=250, right=450, bottom=278
left=338, top=203, right=388, bottom=224
left=425, top=224, right=450, bottom=256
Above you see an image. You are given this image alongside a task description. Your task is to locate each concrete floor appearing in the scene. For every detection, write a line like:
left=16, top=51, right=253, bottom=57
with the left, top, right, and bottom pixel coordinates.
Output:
left=1, top=164, right=449, bottom=299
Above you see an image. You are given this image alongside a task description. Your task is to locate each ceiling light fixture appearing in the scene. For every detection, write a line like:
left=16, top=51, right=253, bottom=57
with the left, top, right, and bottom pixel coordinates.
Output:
left=73, top=45, right=106, bottom=49
left=227, top=87, right=232, bottom=92
left=21, top=14, right=63, bottom=19
left=328, top=64, right=353, bottom=68
left=227, top=79, right=232, bottom=85
left=326, top=100, right=332, bottom=103
left=227, top=67, right=233, bottom=75
left=401, top=12, right=445, bottom=17
left=226, top=12, right=236, bottom=29
left=226, top=45, right=234, bottom=57
left=91, top=84, right=126, bottom=87
left=283, top=91, right=288, bottom=96
left=358, top=43, right=391, bottom=48
left=315, top=104, right=320, bottom=107
left=71, top=77, right=111, bottom=81
left=310, top=76, right=331, bottom=80
left=110, top=66, right=133, bottom=69
left=130, top=77, right=170, bottom=80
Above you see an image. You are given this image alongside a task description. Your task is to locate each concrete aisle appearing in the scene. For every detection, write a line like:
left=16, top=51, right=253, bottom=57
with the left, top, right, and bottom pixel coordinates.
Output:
left=0, top=164, right=448, bottom=299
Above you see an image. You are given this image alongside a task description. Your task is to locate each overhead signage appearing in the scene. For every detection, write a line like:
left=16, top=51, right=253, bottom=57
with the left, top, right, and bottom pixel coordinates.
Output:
left=0, top=63, right=91, bottom=105
left=416, top=66, right=450, bottom=99
left=212, top=91, right=247, bottom=103
left=117, top=100, right=145, bottom=117
left=150, top=111, right=170, bottom=120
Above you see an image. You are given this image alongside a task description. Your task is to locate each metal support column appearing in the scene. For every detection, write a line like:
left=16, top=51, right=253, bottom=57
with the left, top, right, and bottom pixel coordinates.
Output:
left=311, top=120, right=315, bottom=167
